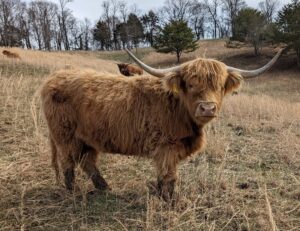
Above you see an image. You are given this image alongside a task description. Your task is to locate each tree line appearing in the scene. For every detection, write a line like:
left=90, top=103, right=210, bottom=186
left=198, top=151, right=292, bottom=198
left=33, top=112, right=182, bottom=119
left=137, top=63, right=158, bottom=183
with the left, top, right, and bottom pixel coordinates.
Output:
left=0, top=0, right=91, bottom=50
left=0, top=0, right=299, bottom=63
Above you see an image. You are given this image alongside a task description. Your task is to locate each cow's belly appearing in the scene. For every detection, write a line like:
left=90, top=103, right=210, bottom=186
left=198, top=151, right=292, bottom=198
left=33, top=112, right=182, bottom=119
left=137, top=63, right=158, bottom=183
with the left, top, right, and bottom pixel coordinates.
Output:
left=75, top=126, right=161, bottom=157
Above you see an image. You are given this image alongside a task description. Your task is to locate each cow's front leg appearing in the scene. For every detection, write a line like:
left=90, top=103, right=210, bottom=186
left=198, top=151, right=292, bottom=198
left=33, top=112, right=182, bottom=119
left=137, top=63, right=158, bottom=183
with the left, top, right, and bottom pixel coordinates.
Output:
left=154, top=152, right=179, bottom=202
left=157, top=175, right=177, bottom=202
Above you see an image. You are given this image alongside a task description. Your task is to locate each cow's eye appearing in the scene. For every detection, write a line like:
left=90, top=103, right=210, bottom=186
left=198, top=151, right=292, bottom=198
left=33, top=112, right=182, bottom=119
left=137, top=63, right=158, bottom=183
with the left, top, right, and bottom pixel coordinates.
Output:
left=187, top=83, right=194, bottom=90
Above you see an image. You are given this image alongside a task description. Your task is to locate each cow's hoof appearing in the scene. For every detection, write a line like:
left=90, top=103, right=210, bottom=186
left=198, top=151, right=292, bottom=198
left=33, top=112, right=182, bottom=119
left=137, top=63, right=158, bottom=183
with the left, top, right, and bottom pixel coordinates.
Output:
left=92, top=174, right=110, bottom=191
left=157, top=179, right=176, bottom=203
left=95, top=182, right=111, bottom=191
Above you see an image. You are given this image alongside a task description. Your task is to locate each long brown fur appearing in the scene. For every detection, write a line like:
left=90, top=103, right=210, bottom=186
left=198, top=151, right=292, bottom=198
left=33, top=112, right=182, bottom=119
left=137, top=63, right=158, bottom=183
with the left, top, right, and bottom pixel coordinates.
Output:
left=2, top=50, right=21, bottom=59
left=41, top=58, right=241, bottom=200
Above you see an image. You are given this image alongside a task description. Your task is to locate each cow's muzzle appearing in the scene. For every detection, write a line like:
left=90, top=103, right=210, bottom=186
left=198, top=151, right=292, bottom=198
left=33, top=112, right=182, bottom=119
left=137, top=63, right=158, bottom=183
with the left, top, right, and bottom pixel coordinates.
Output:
left=195, top=102, right=217, bottom=118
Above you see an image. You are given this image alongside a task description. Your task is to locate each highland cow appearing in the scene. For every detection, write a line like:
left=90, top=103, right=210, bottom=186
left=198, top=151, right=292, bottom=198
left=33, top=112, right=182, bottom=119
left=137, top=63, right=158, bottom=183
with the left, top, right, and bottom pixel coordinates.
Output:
left=2, top=50, right=21, bottom=59
left=41, top=48, right=283, bottom=200
left=117, top=63, right=143, bottom=76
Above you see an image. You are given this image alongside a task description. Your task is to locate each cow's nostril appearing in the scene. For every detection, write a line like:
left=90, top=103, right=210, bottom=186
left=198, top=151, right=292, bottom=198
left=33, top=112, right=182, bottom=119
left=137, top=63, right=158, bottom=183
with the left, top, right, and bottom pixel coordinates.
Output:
left=198, top=103, right=217, bottom=116
left=201, top=104, right=216, bottom=111
left=200, top=105, right=206, bottom=112
left=211, top=105, right=216, bottom=112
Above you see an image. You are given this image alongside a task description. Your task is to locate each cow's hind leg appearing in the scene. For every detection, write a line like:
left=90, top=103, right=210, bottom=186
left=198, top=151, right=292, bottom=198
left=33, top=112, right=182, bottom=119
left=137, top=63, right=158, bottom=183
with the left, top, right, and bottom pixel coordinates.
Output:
left=79, top=144, right=109, bottom=190
left=50, top=137, right=60, bottom=184
left=56, top=142, right=82, bottom=191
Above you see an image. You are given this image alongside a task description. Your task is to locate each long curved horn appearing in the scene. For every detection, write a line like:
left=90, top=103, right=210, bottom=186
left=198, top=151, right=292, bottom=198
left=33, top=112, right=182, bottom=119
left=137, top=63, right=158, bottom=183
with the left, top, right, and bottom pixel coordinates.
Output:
left=227, top=49, right=284, bottom=78
left=125, top=48, right=181, bottom=77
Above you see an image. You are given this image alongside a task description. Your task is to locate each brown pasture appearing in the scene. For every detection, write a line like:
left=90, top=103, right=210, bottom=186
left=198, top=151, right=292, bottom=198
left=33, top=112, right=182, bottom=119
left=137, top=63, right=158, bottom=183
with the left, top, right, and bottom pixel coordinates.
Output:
left=0, top=41, right=299, bottom=230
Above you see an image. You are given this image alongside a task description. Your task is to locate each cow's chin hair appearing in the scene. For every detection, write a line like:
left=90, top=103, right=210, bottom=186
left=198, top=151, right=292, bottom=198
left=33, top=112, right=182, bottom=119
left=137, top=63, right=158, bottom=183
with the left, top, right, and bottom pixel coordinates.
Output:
left=195, top=115, right=216, bottom=125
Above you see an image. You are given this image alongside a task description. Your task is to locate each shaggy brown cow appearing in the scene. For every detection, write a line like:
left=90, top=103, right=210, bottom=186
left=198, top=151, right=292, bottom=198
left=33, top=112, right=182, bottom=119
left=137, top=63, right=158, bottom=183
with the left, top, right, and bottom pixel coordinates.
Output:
left=2, top=50, right=21, bottom=59
left=117, top=63, right=143, bottom=76
left=41, top=48, right=283, bottom=200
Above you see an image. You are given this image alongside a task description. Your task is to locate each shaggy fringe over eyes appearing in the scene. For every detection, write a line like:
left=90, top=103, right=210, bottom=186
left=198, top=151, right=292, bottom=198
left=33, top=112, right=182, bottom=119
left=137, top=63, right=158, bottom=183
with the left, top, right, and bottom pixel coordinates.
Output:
left=225, top=71, right=243, bottom=94
left=181, top=59, right=227, bottom=89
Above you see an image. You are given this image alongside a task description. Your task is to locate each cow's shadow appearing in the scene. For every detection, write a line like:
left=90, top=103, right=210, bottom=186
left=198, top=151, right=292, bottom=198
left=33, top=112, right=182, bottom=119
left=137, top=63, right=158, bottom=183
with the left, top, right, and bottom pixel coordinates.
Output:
left=22, top=184, right=148, bottom=229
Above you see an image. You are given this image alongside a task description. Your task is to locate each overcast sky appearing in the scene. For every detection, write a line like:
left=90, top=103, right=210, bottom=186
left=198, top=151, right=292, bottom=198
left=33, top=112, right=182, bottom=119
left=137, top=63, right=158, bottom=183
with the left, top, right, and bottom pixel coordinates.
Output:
left=25, top=0, right=289, bottom=23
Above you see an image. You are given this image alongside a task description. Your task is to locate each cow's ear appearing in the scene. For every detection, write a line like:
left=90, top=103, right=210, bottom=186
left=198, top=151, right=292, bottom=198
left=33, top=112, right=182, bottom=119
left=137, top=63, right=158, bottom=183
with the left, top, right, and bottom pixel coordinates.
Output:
left=225, top=72, right=242, bottom=94
left=164, top=72, right=181, bottom=95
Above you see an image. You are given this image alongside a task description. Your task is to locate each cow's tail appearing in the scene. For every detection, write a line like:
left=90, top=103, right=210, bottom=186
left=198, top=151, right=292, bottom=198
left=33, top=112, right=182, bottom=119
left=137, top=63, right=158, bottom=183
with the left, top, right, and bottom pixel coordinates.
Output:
left=50, top=137, right=60, bottom=184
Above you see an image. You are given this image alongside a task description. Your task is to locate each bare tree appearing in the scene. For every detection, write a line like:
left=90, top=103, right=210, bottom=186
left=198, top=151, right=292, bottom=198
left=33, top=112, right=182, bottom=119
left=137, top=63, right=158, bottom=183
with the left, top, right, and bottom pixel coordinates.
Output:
left=205, top=0, right=219, bottom=39
left=28, top=2, right=42, bottom=49
left=81, top=18, right=91, bottom=50
left=44, top=2, right=56, bottom=50
left=0, top=0, right=23, bottom=46
left=53, top=17, right=62, bottom=50
left=111, top=0, right=120, bottom=49
left=102, top=0, right=110, bottom=26
left=129, top=3, right=142, bottom=16
left=68, top=16, right=80, bottom=49
left=218, top=14, right=230, bottom=38
left=18, top=2, right=31, bottom=48
left=101, top=1, right=113, bottom=49
left=58, top=0, right=73, bottom=50
left=163, top=0, right=195, bottom=21
left=119, top=1, right=128, bottom=22
left=259, top=0, right=280, bottom=22
left=190, top=1, right=206, bottom=40
left=28, top=1, right=58, bottom=50
left=222, top=0, right=246, bottom=38
left=101, top=0, right=138, bottom=50
left=0, top=0, right=88, bottom=51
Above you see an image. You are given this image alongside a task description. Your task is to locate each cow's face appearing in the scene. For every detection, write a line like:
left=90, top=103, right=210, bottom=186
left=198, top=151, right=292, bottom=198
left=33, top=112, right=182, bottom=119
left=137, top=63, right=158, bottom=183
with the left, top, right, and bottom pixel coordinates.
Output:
left=117, top=63, right=130, bottom=75
left=165, top=60, right=242, bottom=126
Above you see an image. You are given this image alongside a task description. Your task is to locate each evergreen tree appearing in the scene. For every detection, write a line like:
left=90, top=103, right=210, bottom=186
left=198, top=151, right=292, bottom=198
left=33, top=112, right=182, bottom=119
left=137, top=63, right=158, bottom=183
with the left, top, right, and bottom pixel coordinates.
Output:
left=116, top=22, right=128, bottom=49
left=141, top=10, right=159, bottom=46
left=275, top=0, right=300, bottom=65
left=153, top=20, right=198, bottom=63
left=127, top=13, right=144, bottom=49
left=234, top=8, right=267, bottom=55
left=93, top=20, right=111, bottom=50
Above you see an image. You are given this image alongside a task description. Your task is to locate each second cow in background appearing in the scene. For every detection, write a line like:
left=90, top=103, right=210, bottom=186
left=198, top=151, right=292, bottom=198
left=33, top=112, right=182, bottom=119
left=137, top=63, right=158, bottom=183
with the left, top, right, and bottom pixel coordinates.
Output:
left=117, top=63, right=143, bottom=76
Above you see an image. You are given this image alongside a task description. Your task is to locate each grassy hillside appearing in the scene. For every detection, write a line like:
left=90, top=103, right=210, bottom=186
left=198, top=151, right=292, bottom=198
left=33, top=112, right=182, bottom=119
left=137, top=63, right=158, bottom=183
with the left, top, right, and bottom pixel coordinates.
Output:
left=0, top=42, right=299, bottom=231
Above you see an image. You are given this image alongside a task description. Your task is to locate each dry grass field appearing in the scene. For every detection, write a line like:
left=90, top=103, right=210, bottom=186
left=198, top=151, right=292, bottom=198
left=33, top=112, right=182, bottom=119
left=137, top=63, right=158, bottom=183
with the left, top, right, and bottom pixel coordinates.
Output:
left=0, top=41, right=299, bottom=231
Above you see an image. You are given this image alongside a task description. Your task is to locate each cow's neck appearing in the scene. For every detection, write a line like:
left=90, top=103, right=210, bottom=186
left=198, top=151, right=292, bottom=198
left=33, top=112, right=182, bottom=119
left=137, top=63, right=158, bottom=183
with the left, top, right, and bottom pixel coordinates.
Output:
left=164, top=91, right=205, bottom=155
left=181, top=110, right=205, bottom=155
